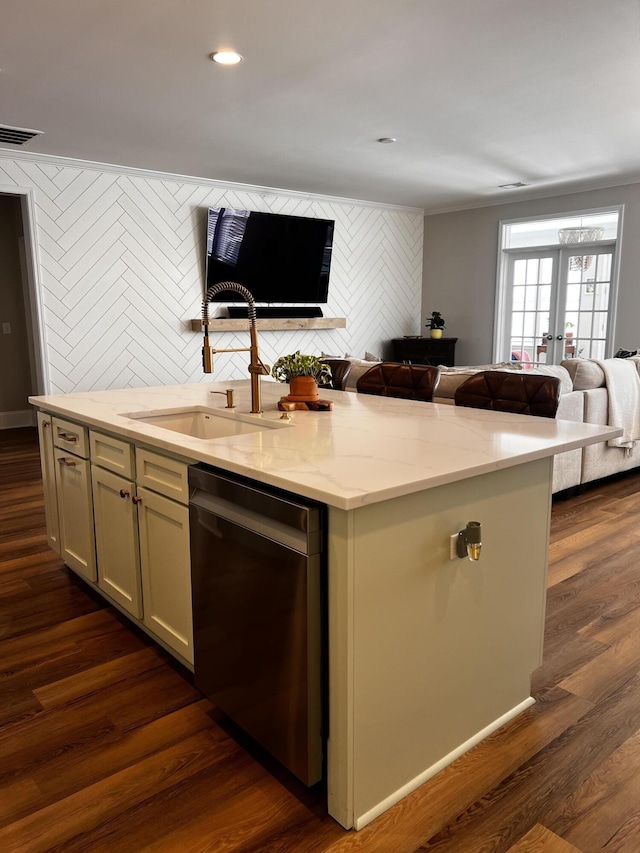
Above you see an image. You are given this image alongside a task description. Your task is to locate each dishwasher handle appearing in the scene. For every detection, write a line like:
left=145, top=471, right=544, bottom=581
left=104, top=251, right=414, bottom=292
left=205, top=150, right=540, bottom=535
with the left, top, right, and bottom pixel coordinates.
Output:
left=190, top=488, right=322, bottom=556
left=188, top=465, right=322, bottom=534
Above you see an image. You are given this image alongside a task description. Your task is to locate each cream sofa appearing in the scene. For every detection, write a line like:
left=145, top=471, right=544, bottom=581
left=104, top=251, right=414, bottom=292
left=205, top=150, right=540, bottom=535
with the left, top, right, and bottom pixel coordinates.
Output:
left=561, top=358, right=640, bottom=488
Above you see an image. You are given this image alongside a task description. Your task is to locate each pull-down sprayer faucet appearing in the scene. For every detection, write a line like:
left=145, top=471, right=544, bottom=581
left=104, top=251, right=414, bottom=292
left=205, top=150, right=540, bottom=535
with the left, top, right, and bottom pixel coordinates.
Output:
left=201, top=282, right=270, bottom=413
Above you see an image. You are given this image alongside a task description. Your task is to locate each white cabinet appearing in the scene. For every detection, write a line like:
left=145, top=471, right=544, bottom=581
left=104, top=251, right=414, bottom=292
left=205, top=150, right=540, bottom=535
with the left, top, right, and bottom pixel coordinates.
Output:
left=137, top=485, right=193, bottom=663
left=36, top=413, right=193, bottom=666
left=37, top=411, right=95, bottom=574
left=52, top=417, right=96, bottom=582
left=36, top=412, right=60, bottom=554
left=91, top=465, right=142, bottom=618
left=89, top=432, right=193, bottom=665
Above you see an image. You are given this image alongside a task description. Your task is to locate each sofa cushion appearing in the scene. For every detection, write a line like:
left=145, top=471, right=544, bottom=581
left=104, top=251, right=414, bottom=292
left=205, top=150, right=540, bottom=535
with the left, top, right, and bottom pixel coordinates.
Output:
left=438, top=361, right=517, bottom=374
left=435, top=363, right=522, bottom=400
left=356, top=363, right=440, bottom=401
left=343, top=358, right=381, bottom=391
left=526, top=364, right=573, bottom=394
left=454, top=371, right=561, bottom=418
left=561, top=358, right=605, bottom=390
left=321, top=359, right=352, bottom=391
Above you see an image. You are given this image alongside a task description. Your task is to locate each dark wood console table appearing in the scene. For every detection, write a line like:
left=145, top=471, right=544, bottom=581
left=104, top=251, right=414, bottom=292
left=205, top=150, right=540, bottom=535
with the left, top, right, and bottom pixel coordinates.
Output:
left=392, top=337, right=458, bottom=367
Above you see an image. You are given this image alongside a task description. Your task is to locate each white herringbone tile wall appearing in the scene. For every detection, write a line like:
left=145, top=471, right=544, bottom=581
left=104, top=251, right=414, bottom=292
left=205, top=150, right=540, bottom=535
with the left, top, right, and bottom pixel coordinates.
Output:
left=0, top=154, right=423, bottom=394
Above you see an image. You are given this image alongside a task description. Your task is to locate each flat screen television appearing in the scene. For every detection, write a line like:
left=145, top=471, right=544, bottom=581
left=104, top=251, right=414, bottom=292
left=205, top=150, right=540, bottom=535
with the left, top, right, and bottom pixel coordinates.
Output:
left=206, top=207, right=334, bottom=304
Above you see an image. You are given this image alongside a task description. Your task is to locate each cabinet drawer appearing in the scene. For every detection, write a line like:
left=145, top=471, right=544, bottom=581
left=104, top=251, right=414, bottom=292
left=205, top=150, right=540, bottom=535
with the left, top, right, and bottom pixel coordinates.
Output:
left=136, top=448, right=189, bottom=504
left=52, top=417, right=89, bottom=458
left=90, top=431, right=135, bottom=478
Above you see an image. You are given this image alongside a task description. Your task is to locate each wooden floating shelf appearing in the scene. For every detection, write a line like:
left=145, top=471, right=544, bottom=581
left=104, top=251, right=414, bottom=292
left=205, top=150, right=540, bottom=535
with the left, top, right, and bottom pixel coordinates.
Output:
left=189, top=317, right=347, bottom=332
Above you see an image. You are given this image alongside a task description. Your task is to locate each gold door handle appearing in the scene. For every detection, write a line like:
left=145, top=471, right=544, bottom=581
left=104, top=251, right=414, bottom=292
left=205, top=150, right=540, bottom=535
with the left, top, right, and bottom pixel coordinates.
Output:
left=132, top=496, right=142, bottom=505
left=119, top=489, right=130, bottom=498
left=58, top=457, right=77, bottom=467
left=43, top=420, right=50, bottom=428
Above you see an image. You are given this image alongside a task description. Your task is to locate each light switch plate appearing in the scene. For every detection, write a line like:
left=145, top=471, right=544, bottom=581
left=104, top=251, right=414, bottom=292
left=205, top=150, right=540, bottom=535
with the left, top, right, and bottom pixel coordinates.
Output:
left=2, top=322, right=11, bottom=335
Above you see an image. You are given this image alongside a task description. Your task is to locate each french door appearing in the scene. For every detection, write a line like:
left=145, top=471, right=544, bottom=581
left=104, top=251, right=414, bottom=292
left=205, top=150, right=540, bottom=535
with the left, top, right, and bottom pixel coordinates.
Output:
left=502, top=244, right=615, bottom=365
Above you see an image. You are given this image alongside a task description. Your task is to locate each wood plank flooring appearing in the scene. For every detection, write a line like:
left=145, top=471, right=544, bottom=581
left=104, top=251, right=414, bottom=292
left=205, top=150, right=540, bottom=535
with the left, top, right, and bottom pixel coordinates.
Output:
left=3, top=427, right=640, bottom=851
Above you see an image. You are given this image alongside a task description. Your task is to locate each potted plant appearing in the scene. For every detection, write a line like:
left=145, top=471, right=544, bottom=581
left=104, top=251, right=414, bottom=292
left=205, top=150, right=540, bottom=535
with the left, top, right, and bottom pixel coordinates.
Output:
left=271, top=351, right=332, bottom=401
left=565, top=321, right=575, bottom=339
left=426, top=311, right=446, bottom=339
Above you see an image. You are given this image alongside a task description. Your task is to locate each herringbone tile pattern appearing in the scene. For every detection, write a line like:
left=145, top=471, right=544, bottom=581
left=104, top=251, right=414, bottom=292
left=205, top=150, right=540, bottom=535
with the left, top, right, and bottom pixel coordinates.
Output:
left=0, top=155, right=423, bottom=393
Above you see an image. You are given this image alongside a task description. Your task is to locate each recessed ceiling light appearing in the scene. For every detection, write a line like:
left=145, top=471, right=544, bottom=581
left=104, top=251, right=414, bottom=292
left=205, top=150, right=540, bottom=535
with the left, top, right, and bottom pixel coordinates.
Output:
left=210, top=50, right=243, bottom=65
left=499, top=182, right=528, bottom=189
left=377, top=137, right=397, bottom=144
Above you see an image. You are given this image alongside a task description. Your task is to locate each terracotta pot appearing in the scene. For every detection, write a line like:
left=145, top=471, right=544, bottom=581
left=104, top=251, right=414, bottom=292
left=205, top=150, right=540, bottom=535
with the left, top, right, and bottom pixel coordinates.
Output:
left=430, top=329, right=443, bottom=339
left=287, top=375, right=320, bottom=402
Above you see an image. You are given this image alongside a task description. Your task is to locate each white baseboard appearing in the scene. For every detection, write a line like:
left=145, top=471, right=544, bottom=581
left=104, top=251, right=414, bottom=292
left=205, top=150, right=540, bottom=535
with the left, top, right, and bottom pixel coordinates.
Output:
left=354, top=696, right=536, bottom=831
left=0, top=409, right=36, bottom=429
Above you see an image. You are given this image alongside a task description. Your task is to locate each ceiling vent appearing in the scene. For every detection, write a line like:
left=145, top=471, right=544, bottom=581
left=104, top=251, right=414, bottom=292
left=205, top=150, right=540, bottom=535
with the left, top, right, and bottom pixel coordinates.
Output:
left=0, top=124, right=43, bottom=146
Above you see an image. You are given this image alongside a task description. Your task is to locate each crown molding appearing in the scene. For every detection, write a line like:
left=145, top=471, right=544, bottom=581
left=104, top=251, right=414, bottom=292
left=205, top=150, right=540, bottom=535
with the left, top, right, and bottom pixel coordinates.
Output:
left=0, top=147, right=424, bottom=215
left=424, top=174, right=640, bottom=217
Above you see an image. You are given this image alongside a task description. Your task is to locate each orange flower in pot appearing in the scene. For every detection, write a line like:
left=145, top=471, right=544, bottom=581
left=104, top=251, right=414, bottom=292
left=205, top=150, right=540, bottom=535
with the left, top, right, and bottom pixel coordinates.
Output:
left=271, top=351, right=332, bottom=402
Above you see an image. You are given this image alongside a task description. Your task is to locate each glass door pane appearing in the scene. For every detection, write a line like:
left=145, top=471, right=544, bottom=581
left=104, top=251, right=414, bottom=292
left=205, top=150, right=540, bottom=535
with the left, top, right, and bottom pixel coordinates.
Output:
left=559, top=248, right=613, bottom=362
left=506, top=252, right=556, bottom=366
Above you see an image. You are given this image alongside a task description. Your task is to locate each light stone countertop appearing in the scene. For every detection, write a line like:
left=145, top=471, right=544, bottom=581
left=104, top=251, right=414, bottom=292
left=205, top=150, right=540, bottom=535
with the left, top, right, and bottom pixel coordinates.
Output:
left=30, top=380, right=621, bottom=510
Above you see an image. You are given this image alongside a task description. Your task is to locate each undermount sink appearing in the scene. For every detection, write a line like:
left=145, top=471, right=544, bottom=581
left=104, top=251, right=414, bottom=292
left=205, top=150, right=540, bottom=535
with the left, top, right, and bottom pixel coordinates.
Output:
left=123, top=406, right=290, bottom=440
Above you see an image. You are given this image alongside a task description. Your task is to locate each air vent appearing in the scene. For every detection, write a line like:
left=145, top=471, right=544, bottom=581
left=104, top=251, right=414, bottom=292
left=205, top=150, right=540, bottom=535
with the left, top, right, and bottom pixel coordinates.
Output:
left=0, top=125, right=43, bottom=146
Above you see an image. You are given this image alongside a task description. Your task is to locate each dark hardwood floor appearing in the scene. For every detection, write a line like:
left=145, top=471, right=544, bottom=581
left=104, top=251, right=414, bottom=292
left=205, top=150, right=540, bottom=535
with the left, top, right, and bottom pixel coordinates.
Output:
left=3, top=427, right=640, bottom=852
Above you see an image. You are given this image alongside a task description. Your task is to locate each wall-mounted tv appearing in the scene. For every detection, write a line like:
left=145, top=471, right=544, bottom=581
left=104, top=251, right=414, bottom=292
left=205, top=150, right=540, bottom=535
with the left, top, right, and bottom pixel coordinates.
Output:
left=206, top=207, right=334, bottom=304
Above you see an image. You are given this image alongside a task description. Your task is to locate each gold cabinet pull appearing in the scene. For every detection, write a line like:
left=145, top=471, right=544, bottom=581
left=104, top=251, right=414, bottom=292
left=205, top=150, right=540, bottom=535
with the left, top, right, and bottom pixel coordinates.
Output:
left=119, top=489, right=130, bottom=499
left=58, top=457, right=77, bottom=467
left=132, top=495, right=142, bottom=505
left=58, top=432, right=78, bottom=442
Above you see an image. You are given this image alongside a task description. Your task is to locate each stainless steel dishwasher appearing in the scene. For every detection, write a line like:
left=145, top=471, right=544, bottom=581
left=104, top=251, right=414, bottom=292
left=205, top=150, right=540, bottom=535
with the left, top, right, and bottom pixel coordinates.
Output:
left=188, top=463, right=325, bottom=786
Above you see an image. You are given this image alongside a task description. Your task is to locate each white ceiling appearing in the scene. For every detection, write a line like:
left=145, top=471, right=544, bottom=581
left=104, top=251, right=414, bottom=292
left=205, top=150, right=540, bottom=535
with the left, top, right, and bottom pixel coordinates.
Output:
left=2, top=0, right=640, bottom=212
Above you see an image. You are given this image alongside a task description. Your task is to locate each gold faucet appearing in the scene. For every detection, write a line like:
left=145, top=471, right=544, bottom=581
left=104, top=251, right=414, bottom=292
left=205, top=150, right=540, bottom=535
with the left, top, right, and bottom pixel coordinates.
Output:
left=201, top=282, right=270, bottom=414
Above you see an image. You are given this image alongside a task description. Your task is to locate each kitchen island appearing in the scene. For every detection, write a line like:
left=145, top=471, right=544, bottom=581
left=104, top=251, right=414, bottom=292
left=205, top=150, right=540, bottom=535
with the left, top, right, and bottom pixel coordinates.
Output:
left=30, top=379, right=619, bottom=830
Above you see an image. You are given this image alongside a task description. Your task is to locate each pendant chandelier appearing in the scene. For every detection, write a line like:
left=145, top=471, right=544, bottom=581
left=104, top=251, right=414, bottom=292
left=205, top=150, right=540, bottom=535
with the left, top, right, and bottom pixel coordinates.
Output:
left=558, top=227, right=604, bottom=271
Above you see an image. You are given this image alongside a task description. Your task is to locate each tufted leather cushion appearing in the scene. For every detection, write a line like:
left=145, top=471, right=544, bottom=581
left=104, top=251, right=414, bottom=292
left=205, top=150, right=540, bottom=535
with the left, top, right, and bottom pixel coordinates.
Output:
left=320, top=359, right=352, bottom=391
left=356, top=362, right=441, bottom=402
left=454, top=371, right=561, bottom=418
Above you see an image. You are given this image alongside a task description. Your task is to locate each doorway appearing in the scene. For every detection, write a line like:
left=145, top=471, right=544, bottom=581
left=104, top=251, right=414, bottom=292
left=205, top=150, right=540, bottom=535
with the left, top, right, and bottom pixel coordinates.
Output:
left=0, top=190, right=47, bottom=427
left=495, top=209, right=621, bottom=366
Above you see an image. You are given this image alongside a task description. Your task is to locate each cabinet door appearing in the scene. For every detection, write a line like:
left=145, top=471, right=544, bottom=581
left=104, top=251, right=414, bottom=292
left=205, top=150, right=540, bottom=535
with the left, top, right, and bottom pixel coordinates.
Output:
left=36, top=412, right=60, bottom=554
left=137, top=486, right=193, bottom=664
left=91, top=466, right=142, bottom=618
left=54, top=448, right=96, bottom=582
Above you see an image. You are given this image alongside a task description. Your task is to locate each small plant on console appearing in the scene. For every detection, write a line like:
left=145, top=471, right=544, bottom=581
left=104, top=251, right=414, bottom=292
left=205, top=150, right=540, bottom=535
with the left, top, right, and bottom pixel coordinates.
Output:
left=426, top=311, right=446, bottom=339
